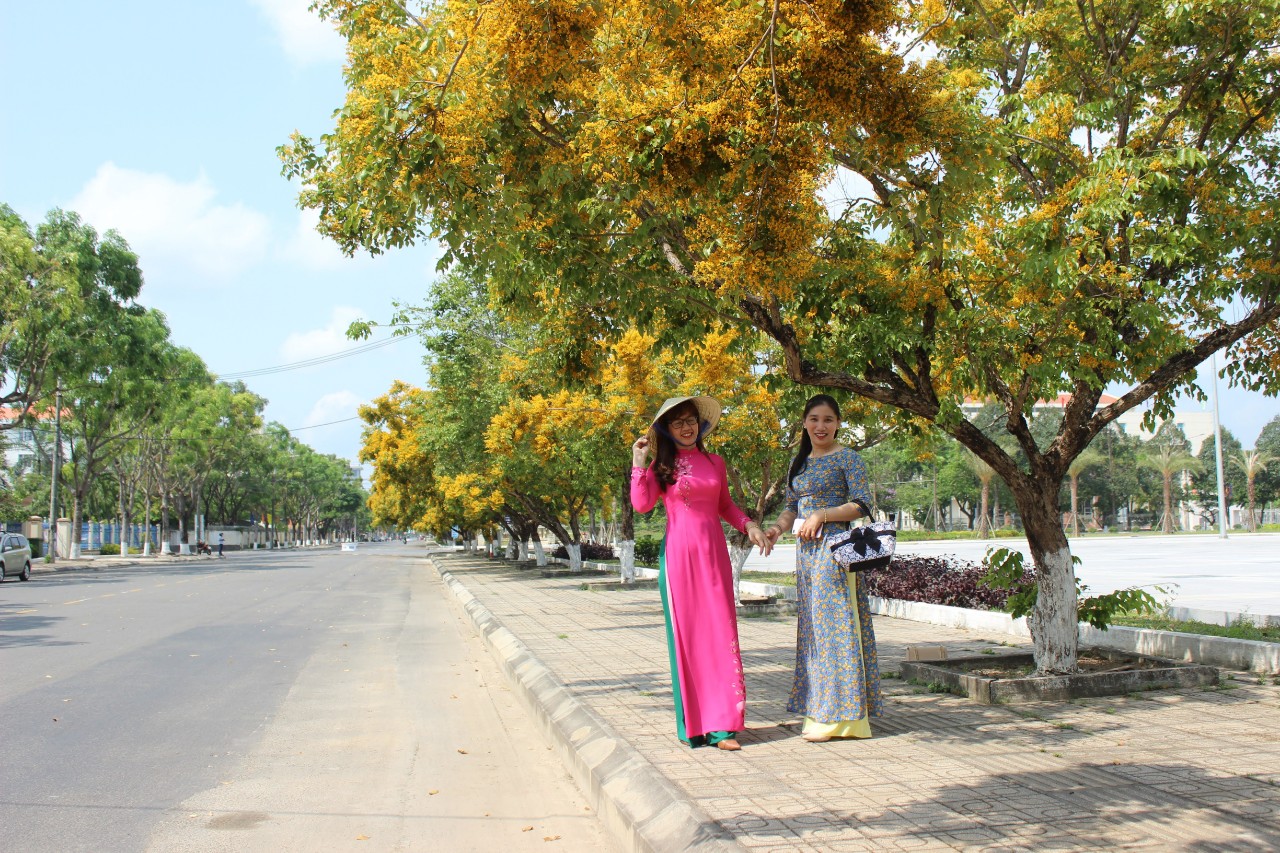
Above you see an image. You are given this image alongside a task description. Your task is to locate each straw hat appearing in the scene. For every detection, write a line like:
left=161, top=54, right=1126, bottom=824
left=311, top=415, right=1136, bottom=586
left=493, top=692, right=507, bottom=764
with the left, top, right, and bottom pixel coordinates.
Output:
left=648, top=396, right=722, bottom=440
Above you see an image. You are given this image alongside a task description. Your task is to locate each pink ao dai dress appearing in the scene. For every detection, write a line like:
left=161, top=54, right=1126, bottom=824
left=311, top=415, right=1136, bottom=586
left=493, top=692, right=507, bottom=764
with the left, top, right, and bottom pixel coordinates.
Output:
left=631, top=448, right=754, bottom=747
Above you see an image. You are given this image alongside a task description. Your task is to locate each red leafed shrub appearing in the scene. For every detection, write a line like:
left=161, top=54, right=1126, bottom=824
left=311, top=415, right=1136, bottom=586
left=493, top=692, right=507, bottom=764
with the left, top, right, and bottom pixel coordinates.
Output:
left=552, top=542, right=615, bottom=561
left=861, top=554, right=1032, bottom=611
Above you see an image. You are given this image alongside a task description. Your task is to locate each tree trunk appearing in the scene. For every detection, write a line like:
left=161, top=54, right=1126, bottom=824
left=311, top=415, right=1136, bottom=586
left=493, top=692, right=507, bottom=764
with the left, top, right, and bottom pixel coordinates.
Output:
left=977, top=481, right=991, bottom=539
left=70, top=490, right=83, bottom=559
left=565, top=542, right=582, bottom=571
left=617, top=539, right=636, bottom=583
left=118, top=478, right=130, bottom=556
left=1010, top=476, right=1079, bottom=674
left=1069, top=475, right=1080, bottom=537
left=619, top=468, right=636, bottom=582
left=729, top=537, right=751, bottom=605
left=532, top=539, right=547, bottom=566
left=1246, top=480, right=1258, bottom=532
left=1161, top=473, right=1175, bottom=534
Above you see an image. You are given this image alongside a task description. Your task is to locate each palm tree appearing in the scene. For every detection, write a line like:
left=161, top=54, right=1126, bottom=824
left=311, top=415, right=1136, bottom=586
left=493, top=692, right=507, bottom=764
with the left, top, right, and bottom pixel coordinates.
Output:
left=966, top=451, right=997, bottom=538
left=1230, top=450, right=1273, bottom=532
left=1140, top=446, right=1201, bottom=534
left=1066, top=449, right=1103, bottom=537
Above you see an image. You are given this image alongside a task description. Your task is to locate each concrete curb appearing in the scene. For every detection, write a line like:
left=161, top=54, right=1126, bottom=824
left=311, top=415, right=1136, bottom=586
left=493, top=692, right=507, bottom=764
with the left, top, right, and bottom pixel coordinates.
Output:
left=434, top=562, right=744, bottom=853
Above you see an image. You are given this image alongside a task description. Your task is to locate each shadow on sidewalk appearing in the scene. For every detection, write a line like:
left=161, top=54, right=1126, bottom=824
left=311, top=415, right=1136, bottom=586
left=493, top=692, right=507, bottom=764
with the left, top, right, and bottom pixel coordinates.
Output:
left=712, top=762, right=1280, bottom=849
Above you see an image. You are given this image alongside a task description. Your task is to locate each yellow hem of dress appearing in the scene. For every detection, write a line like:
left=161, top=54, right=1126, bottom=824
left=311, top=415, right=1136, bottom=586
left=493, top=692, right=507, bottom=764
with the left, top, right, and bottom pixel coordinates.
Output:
left=802, top=715, right=872, bottom=739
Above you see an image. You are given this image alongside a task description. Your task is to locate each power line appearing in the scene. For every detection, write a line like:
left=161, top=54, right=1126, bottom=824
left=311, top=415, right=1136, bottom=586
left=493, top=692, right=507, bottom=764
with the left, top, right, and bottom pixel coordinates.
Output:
left=12, top=415, right=366, bottom=443
left=215, top=336, right=406, bottom=380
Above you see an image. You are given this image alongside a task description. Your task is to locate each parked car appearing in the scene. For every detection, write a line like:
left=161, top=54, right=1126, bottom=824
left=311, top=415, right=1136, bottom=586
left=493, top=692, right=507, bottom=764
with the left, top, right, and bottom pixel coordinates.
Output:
left=0, top=533, right=32, bottom=582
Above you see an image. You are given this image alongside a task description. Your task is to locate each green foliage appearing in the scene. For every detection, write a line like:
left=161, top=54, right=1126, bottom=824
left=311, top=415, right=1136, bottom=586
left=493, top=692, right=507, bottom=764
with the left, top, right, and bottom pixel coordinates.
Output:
left=634, top=536, right=661, bottom=567
left=981, top=547, right=1166, bottom=630
left=979, top=548, right=1039, bottom=620
left=98, top=543, right=119, bottom=555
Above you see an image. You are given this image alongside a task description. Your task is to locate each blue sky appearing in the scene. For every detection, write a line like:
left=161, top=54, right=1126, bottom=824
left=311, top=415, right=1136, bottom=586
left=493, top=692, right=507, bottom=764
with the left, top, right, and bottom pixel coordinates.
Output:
left=1, top=0, right=438, bottom=475
left=2, top=0, right=1278, bottom=480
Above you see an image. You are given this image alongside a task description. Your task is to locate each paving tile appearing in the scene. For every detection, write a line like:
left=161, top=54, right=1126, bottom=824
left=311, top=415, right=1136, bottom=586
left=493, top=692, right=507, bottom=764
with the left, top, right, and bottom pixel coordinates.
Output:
left=435, top=555, right=1280, bottom=852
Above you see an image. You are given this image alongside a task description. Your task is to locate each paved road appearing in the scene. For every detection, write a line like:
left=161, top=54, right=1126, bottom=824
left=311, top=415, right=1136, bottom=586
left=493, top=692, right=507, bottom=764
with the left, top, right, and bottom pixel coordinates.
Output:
left=0, top=545, right=612, bottom=853
left=744, top=532, right=1280, bottom=615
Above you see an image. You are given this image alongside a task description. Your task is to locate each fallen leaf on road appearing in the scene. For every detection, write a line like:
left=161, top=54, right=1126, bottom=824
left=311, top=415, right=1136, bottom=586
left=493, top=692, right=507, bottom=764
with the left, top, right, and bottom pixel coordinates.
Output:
left=543, top=835, right=561, bottom=842
left=457, top=748, right=468, bottom=754
left=356, top=835, right=369, bottom=841
left=428, top=790, right=439, bottom=795
left=52, top=718, right=58, bottom=722
left=522, top=826, right=533, bottom=832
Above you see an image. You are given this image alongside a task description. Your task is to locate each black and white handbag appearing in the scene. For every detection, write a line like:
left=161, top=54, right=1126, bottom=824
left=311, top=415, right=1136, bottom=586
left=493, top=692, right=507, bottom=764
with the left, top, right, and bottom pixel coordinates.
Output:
left=827, top=518, right=896, bottom=572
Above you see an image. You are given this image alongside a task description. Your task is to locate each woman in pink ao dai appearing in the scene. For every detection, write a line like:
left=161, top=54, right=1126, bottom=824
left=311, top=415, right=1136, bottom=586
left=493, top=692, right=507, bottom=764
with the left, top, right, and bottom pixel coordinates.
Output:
left=630, top=396, right=770, bottom=751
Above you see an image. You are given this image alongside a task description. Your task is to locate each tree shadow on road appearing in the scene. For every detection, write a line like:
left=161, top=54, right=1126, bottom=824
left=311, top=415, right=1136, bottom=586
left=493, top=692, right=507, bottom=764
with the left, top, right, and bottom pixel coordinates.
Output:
left=0, top=603, right=79, bottom=648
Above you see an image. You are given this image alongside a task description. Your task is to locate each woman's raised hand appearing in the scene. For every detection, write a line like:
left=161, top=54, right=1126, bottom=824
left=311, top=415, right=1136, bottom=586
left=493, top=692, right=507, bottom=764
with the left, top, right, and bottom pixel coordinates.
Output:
left=631, top=435, right=650, bottom=467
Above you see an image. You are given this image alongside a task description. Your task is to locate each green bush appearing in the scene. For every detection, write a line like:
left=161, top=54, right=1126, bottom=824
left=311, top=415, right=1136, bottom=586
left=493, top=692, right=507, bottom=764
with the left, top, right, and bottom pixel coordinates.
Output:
left=98, top=543, right=120, bottom=555
left=28, top=539, right=42, bottom=558
left=634, top=535, right=662, bottom=566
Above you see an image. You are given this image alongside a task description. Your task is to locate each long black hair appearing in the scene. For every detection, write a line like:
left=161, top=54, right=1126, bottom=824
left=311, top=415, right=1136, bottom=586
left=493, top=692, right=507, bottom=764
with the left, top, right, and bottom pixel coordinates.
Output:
left=653, top=400, right=706, bottom=491
left=788, top=394, right=842, bottom=489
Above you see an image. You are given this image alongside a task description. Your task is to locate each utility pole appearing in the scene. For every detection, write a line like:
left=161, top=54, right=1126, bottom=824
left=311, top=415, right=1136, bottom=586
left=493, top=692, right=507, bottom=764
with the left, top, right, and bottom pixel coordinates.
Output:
left=48, top=385, right=62, bottom=561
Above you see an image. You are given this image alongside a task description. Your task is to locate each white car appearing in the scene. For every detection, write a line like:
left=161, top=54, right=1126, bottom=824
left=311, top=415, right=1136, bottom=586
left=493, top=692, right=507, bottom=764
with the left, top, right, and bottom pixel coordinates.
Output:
left=0, top=533, right=32, bottom=582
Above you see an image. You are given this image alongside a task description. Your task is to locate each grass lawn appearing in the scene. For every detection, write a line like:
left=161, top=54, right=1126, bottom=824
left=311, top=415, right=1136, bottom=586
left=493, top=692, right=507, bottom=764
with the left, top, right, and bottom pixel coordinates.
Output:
left=740, top=570, right=797, bottom=586
left=1110, top=615, right=1280, bottom=643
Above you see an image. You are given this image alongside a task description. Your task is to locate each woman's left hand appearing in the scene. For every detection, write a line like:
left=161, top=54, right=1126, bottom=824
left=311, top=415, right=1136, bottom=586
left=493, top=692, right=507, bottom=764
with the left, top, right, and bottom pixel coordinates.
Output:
left=796, top=513, right=826, bottom=541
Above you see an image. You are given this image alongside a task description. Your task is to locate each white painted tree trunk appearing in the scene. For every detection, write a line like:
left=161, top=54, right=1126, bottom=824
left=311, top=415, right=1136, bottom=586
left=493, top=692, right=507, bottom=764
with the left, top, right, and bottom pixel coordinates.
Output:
left=1027, top=545, right=1079, bottom=674
left=532, top=540, right=547, bottom=566
left=566, top=543, right=583, bottom=572
left=505, top=537, right=517, bottom=559
left=519, top=539, right=529, bottom=561
left=729, top=542, right=751, bottom=605
left=617, top=539, right=636, bottom=583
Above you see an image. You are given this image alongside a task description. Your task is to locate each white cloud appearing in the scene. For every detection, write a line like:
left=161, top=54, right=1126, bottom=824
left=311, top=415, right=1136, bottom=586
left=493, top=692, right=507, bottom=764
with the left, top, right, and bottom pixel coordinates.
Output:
left=280, top=306, right=367, bottom=362
left=249, top=0, right=345, bottom=67
left=69, top=162, right=271, bottom=279
left=281, top=207, right=361, bottom=270
left=304, top=390, right=364, bottom=428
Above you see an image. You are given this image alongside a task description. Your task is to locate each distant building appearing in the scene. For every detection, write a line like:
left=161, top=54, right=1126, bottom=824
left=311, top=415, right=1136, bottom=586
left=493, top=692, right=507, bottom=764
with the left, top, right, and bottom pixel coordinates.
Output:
left=0, top=406, right=70, bottom=479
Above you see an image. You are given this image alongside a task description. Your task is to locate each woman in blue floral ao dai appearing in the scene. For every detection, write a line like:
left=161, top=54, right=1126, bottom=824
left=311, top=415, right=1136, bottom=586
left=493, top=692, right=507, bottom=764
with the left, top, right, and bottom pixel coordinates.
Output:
left=763, top=394, right=884, bottom=742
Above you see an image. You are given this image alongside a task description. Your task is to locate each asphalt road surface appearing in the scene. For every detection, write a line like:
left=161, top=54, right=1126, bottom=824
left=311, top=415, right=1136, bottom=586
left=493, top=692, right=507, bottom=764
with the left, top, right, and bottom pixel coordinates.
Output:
left=0, top=544, right=613, bottom=853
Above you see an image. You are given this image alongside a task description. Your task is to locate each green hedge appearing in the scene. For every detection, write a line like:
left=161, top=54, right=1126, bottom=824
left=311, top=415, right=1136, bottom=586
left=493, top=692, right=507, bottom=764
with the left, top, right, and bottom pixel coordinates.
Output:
left=99, top=543, right=120, bottom=555
left=635, top=535, right=661, bottom=566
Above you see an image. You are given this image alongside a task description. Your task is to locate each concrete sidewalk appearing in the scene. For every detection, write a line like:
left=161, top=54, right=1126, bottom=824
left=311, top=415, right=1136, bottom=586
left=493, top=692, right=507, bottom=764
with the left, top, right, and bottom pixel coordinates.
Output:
left=432, top=552, right=1280, bottom=852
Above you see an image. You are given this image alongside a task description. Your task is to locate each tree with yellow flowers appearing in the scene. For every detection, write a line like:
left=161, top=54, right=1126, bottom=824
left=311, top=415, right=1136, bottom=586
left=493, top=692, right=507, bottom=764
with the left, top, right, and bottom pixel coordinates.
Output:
left=357, top=381, right=439, bottom=533
left=289, top=0, right=1280, bottom=674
